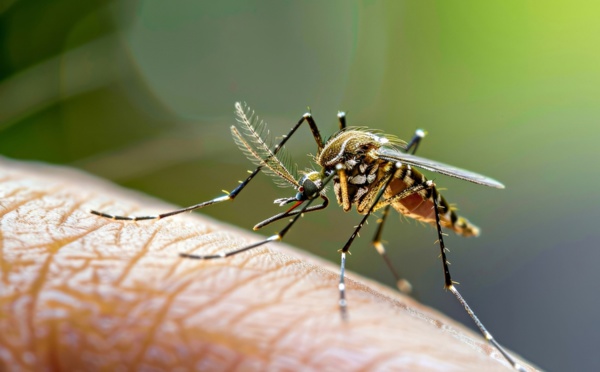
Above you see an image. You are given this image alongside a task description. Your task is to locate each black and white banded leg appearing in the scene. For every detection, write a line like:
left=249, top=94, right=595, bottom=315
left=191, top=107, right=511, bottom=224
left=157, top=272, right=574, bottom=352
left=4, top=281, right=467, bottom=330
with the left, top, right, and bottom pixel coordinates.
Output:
left=180, top=171, right=337, bottom=260
left=337, top=162, right=431, bottom=319
left=90, top=108, right=326, bottom=222
left=430, top=186, right=526, bottom=372
left=370, top=128, right=427, bottom=293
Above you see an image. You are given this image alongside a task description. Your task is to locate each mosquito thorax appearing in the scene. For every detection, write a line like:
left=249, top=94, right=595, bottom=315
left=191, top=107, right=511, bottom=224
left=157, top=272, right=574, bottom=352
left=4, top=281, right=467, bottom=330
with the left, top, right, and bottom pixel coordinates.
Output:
left=314, top=130, right=394, bottom=213
left=317, top=130, right=390, bottom=171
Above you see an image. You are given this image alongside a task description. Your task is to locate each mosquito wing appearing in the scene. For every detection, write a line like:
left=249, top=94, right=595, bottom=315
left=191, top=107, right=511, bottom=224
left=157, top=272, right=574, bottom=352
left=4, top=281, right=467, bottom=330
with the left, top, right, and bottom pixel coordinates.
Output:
left=378, top=147, right=505, bottom=189
left=232, top=102, right=299, bottom=188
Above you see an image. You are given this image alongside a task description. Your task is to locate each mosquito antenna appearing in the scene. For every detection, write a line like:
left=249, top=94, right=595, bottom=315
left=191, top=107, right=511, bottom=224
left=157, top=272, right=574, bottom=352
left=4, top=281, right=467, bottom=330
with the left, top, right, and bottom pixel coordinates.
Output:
left=231, top=126, right=298, bottom=188
left=234, top=102, right=298, bottom=187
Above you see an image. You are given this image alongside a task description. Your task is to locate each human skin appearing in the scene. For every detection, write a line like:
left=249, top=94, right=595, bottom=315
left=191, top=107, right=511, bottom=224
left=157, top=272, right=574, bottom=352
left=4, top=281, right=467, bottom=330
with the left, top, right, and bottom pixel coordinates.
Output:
left=0, top=157, right=536, bottom=371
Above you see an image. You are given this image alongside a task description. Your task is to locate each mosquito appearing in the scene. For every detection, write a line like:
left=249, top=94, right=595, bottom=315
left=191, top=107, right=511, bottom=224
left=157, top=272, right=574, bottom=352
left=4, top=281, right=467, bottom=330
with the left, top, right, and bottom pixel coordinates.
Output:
left=91, top=102, right=525, bottom=371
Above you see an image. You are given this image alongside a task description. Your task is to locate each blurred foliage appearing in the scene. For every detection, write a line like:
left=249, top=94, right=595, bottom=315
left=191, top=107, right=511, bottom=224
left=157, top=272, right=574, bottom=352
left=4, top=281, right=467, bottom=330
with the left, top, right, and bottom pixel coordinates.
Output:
left=2, top=1, right=600, bottom=370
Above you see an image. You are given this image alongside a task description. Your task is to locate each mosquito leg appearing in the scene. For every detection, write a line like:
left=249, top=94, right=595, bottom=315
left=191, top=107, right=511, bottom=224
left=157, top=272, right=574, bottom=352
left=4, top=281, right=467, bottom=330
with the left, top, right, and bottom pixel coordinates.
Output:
left=405, top=128, right=426, bottom=155
left=89, top=161, right=268, bottom=221
left=370, top=204, right=412, bottom=294
left=90, top=107, right=327, bottom=221
left=338, top=163, right=406, bottom=320
left=369, top=180, right=436, bottom=294
left=369, top=129, right=427, bottom=293
left=181, top=171, right=336, bottom=260
left=253, top=195, right=329, bottom=230
left=430, top=186, right=525, bottom=372
left=339, top=162, right=433, bottom=319
left=337, top=111, right=347, bottom=130
left=299, top=111, right=325, bottom=154
left=338, top=251, right=349, bottom=320
left=179, top=208, right=310, bottom=260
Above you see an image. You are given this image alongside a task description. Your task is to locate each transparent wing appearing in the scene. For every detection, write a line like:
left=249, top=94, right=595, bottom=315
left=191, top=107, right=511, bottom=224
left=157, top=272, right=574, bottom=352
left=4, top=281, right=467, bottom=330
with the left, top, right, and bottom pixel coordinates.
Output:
left=232, top=102, right=299, bottom=188
left=377, top=147, right=505, bottom=189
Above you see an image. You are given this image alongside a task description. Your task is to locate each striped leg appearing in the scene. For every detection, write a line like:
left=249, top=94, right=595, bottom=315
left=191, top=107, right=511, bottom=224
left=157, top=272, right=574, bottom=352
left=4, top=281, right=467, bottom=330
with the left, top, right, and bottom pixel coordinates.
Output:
left=337, top=162, right=431, bottom=319
left=252, top=195, right=329, bottom=230
left=430, top=186, right=526, bottom=371
left=90, top=107, right=326, bottom=221
left=370, top=128, right=427, bottom=294
left=337, top=111, right=347, bottom=129
left=181, top=171, right=336, bottom=260
left=371, top=205, right=413, bottom=293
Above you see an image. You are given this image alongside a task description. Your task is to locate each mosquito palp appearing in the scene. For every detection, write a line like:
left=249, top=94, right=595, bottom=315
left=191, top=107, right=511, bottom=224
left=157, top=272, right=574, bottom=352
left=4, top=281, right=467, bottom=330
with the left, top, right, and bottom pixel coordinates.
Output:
left=91, top=102, right=524, bottom=371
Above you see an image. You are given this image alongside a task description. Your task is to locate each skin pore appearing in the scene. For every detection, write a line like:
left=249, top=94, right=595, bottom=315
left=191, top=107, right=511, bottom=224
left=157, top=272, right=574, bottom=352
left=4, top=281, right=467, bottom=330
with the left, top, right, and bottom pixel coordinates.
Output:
left=0, top=157, right=535, bottom=371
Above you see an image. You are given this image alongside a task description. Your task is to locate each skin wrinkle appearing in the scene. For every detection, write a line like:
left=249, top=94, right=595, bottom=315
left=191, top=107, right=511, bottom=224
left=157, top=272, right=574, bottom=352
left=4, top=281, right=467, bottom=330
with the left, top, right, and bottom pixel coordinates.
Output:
left=230, top=245, right=268, bottom=270
left=0, top=193, right=45, bottom=219
left=113, top=223, right=126, bottom=250
left=113, top=226, right=163, bottom=287
left=56, top=198, right=85, bottom=226
left=357, top=350, right=405, bottom=372
left=242, top=250, right=291, bottom=277
left=276, top=329, right=331, bottom=370
left=223, top=262, right=323, bottom=335
left=161, top=232, right=208, bottom=253
left=242, top=270, right=293, bottom=309
left=160, top=237, right=200, bottom=281
left=217, top=261, right=287, bottom=309
left=131, top=277, right=195, bottom=367
left=48, top=312, right=60, bottom=370
left=188, top=327, right=265, bottom=369
left=194, top=259, right=336, bottom=367
left=308, top=343, right=357, bottom=370
left=264, top=259, right=310, bottom=300
left=276, top=292, right=387, bottom=369
left=291, top=269, right=341, bottom=303
left=270, top=314, right=327, bottom=365
left=180, top=233, right=239, bottom=258
left=225, top=354, right=244, bottom=372
left=0, top=228, right=7, bottom=285
left=264, top=311, right=308, bottom=353
left=178, top=266, right=267, bottom=324
left=202, top=256, right=318, bottom=360
left=0, top=158, right=537, bottom=371
left=24, top=225, right=104, bottom=363
left=227, top=302, right=287, bottom=353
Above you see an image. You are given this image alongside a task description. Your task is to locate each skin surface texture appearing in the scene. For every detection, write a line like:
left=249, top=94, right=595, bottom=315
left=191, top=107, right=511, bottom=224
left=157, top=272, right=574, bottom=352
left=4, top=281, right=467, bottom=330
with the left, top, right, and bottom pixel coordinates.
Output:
left=0, top=157, right=537, bottom=371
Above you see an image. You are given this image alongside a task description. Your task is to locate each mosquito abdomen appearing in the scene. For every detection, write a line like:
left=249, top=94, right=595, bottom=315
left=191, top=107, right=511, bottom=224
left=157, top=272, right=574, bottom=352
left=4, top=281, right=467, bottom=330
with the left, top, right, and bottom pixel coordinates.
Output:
left=385, top=167, right=480, bottom=237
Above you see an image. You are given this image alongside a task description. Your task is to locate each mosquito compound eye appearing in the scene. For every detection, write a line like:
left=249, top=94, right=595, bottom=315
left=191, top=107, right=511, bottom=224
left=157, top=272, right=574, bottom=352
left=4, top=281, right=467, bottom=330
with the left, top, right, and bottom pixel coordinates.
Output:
left=302, top=179, right=319, bottom=198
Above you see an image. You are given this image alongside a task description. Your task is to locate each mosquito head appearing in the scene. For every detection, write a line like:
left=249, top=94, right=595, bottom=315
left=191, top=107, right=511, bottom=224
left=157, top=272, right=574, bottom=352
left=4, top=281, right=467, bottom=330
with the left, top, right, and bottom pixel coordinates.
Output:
left=295, top=171, right=323, bottom=201
left=272, top=171, right=324, bottom=207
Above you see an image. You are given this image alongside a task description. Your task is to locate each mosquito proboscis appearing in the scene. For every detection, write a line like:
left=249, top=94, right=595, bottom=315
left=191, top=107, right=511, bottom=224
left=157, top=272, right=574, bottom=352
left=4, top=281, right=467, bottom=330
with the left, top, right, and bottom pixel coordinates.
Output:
left=91, top=102, right=525, bottom=371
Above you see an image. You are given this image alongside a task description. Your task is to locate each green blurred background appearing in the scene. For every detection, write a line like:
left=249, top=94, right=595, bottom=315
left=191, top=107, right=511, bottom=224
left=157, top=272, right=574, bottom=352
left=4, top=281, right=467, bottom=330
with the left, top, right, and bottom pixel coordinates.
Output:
left=2, top=1, right=599, bottom=370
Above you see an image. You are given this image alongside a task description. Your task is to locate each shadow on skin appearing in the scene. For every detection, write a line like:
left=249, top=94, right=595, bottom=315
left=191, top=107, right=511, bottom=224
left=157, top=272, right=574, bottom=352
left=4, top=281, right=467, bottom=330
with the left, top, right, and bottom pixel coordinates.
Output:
left=0, top=157, right=536, bottom=371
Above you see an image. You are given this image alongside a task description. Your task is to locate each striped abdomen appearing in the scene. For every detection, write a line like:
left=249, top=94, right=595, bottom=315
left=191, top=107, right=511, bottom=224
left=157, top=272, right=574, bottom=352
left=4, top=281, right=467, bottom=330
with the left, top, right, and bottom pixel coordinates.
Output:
left=383, top=164, right=480, bottom=237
